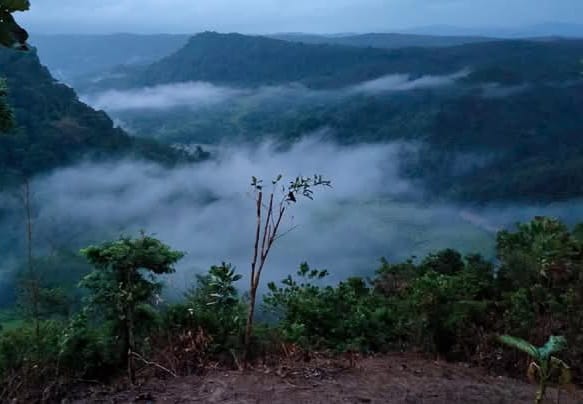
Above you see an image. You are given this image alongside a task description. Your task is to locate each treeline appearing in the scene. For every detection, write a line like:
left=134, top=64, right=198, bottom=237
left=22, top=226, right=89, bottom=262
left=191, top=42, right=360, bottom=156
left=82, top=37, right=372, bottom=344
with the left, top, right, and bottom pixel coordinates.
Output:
left=1, top=216, right=582, bottom=400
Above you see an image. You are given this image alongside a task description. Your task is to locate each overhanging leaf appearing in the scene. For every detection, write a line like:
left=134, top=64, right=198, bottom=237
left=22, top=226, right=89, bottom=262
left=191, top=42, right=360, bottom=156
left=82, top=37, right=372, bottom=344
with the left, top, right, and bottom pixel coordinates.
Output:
left=0, top=8, right=28, bottom=49
left=498, top=335, right=540, bottom=359
left=1, top=0, right=30, bottom=12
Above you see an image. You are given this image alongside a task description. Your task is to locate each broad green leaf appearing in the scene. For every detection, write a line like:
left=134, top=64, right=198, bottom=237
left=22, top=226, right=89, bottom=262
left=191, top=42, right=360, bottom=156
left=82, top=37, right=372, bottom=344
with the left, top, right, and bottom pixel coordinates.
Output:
left=498, top=335, right=540, bottom=359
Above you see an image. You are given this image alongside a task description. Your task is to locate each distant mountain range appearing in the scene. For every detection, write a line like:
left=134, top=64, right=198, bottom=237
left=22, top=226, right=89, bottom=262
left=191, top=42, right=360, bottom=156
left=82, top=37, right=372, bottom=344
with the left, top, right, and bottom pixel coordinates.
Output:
left=270, top=32, right=495, bottom=49
left=401, top=22, right=583, bottom=39
left=79, top=32, right=583, bottom=92
left=74, top=32, right=583, bottom=202
left=29, top=21, right=583, bottom=85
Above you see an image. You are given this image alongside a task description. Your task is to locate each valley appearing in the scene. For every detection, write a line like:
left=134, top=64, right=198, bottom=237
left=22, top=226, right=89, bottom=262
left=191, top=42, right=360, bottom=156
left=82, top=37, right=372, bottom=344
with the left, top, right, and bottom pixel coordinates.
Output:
left=0, top=5, right=582, bottom=401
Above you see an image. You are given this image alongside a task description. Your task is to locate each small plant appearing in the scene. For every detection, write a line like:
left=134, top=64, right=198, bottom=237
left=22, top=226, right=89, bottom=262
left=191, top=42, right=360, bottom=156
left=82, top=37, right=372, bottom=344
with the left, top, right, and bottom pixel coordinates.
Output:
left=498, top=335, right=571, bottom=404
left=185, top=263, right=244, bottom=342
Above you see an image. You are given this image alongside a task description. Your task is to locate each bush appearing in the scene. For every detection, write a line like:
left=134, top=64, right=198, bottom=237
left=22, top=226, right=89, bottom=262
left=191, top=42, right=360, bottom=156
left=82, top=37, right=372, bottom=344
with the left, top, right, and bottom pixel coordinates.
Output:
left=265, top=263, right=395, bottom=353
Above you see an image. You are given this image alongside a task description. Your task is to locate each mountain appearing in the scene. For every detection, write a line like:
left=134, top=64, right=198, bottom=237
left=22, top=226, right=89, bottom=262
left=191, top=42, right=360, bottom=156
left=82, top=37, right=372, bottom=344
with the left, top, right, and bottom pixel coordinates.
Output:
left=271, top=32, right=496, bottom=49
left=0, top=47, right=196, bottom=183
left=80, top=32, right=583, bottom=202
left=403, top=22, right=583, bottom=38
left=30, top=33, right=190, bottom=84
left=83, top=32, right=583, bottom=92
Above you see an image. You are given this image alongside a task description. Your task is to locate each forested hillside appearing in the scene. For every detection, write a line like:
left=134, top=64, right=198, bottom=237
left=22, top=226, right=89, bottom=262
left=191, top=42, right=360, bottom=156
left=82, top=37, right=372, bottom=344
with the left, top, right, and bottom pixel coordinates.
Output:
left=84, top=32, right=583, bottom=202
left=85, top=32, right=583, bottom=90
left=0, top=47, right=201, bottom=184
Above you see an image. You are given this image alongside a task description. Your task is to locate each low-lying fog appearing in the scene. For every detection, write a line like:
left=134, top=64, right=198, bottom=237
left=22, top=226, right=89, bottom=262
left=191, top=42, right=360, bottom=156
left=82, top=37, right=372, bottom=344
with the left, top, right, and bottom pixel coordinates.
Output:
left=2, top=137, right=582, bottom=297
left=81, top=71, right=469, bottom=112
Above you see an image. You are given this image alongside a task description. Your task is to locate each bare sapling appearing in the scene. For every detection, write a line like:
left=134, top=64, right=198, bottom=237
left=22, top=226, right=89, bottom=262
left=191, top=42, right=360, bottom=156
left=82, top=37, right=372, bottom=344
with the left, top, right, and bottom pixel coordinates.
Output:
left=243, top=174, right=331, bottom=365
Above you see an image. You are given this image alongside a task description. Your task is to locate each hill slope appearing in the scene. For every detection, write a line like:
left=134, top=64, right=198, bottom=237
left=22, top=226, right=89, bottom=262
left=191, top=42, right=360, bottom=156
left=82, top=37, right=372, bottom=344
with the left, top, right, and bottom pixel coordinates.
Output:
left=31, top=33, right=190, bottom=83
left=0, top=47, right=190, bottom=182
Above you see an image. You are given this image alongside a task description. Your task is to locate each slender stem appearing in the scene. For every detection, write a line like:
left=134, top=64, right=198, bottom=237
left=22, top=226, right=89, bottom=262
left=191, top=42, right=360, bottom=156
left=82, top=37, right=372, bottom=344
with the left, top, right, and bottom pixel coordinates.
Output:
left=250, top=191, right=262, bottom=288
left=245, top=191, right=263, bottom=365
left=259, top=193, right=273, bottom=264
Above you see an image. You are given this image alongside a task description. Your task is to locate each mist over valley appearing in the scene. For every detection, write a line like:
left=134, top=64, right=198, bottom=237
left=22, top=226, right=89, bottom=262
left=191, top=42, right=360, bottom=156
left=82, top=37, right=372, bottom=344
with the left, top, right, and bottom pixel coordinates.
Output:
left=2, top=31, right=583, bottom=302
left=2, top=2, right=583, bottom=401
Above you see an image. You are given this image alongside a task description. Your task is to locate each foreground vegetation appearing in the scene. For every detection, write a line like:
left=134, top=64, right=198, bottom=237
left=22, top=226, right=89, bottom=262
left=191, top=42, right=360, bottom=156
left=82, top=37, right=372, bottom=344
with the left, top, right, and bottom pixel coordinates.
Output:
left=0, top=215, right=581, bottom=401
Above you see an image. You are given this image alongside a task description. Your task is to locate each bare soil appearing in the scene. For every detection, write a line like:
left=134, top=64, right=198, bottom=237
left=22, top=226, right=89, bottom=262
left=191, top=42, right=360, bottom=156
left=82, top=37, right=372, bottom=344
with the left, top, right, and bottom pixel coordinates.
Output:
left=69, top=354, right=582, bottom=404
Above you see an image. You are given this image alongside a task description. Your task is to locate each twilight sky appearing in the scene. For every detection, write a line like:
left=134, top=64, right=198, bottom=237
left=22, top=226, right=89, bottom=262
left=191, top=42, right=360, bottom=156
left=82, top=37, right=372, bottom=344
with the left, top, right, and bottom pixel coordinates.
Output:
left=17, top=0, right=583, bottom=35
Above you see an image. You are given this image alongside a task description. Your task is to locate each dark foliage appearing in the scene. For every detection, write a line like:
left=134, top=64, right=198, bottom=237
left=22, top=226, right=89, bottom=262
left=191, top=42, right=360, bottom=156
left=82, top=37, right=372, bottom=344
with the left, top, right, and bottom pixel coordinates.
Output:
left=0, top=47, right=203, bottom=184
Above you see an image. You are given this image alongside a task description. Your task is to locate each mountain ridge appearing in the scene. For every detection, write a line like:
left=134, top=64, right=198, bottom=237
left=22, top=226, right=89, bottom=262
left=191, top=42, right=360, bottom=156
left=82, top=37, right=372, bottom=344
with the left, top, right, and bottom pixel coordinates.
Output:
left=80, top=32, right=583, bottom=93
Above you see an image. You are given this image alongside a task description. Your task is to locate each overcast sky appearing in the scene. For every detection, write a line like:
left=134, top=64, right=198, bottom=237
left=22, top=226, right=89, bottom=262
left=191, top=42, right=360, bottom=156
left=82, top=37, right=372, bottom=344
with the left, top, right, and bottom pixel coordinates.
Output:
left=18, top=0, right=583, bottom=35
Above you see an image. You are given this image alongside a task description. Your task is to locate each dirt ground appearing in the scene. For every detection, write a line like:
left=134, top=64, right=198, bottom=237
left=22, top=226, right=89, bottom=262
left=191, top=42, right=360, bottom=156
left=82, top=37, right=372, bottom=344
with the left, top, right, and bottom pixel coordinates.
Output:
left=69, top=354, right=582, bottom=404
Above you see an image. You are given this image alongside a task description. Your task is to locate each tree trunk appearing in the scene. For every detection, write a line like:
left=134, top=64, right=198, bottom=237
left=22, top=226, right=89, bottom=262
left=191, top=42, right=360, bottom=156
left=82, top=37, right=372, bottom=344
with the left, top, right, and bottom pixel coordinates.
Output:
left=243, top=285, right=258, bottom=366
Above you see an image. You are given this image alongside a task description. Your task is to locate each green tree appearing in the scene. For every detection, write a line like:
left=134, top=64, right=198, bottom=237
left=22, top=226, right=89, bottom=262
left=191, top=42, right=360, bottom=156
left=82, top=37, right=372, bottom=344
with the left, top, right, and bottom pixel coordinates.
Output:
left=80, top=234, right=184, bottom=383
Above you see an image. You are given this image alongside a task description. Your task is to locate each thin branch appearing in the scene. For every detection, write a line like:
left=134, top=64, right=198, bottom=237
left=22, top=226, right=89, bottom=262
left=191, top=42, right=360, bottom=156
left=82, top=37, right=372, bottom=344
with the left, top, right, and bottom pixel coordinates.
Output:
left=259, top=193, right=274, bottom=268
left=269, top=205, right=286, bottom=248
left=257, top=205, right=286, bottom=282
left=131, top=351, right=178, bottom=378
left=272, top=225, right=299, bottom=243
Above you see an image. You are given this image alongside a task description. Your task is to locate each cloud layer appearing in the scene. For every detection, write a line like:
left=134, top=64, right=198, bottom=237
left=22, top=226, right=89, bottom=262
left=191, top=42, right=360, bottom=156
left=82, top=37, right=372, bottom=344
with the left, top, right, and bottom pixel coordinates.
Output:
left=83, top=71, right=467, bottom=112
left=0, top=138, right=487, bottom=294
left=1, top=136, right=582, bottom=299
left=82, top=82, right=244, bottom=111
